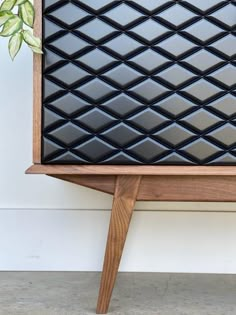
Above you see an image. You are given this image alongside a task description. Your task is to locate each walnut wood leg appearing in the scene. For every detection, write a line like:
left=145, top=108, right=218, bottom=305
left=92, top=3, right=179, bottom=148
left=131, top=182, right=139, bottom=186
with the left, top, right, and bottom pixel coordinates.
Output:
left=96, top=175, right=142, bottom=314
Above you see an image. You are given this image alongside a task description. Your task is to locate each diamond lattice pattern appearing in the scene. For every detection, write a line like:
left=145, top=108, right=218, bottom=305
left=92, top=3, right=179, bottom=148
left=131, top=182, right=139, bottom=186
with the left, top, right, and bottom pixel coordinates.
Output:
left=42, top=0, right=236, bottom=165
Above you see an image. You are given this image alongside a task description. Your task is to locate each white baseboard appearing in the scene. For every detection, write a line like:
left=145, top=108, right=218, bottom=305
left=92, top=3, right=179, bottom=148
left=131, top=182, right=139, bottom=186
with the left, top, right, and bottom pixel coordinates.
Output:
left=0, top=209, right=236, bottom=273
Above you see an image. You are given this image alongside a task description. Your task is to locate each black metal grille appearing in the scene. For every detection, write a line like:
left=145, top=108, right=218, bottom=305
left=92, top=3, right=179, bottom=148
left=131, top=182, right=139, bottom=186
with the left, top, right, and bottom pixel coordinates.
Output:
left=42, top=0, right=236, bottom=164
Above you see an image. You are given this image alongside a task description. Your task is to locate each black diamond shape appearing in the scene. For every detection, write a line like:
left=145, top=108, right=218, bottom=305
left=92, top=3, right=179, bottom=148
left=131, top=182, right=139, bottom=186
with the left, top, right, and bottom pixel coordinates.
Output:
left=77, top=19, right=118, bottom=42
left=208, top=65, right=236, bottom=89
left=210, top=4, right=236, bottom=29
left=48, top=93, right=90, bottom=117
left=157, top=4, right=197, bottom=28
left=77, top=49, right=117, bottom=72
left=74, top=138, right=116, bottom=161
left=157, top=34, right=197, bottom=59
left=48, top=123, right=89, bottom=146
left=103, top=3, right=144, bottom=27
left=210, top=35, right=236, bottom=59
left=156, top=65, right=197, bottom=88
left=128, top=138, right=169, bottom=162
left=183, top=20, right=224, bottom=44
left=155, top=95, right=197, bottom=118
left=48, top=3, right=90, bottom=27
left=128, top=109, right=168, bottom=132
left=208, top=124, right=236, bottom=147
left=207, top=95, right=236, bottom=118
left=78, top=79, right=116, bottom=101
left=49, top=33, right=91, bottom=57
left=102, top=34, right=144, bottom=58
left=130, top=19, right=171, bottom=43
left=181, top=110, right=222, bottom=132
left=182, top=50, right=224, bottom=74
left=182, top=80, right=222, bottom=103
left=181, top=139, right=221, bottom=162
left=129, top=49, right=171, bottom=74
left=102, top=123, right=142, bottom=146
left=103, top=64, right=144, bottom=88
left=130, top=79, right=170, bottom=103
left=75, top=108, right=116, bottom=132
left=48, top=63, right=90, bottom=86
left=102, top=94, right=144, bottom=117
left=154, top=124, right=195, bottom=146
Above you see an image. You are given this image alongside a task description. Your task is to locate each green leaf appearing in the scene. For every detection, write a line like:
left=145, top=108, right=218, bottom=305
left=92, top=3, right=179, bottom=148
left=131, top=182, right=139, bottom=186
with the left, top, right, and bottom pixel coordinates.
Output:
left=0, top=16, right=23, bottom=36
left=15, top=0, right=27, bottom=5
left=0, top=10, right=13, bottom=26
left=19, top=0, right=34, bottom=27
left=29, top=45, right=43, bottom=54
left=22, top=29, right=40, bottom=46
left=8, top=32, right=23, bottom=60
left=0, top=0, right=16, bottom=11
left=23, top=30, right=43, bottom=54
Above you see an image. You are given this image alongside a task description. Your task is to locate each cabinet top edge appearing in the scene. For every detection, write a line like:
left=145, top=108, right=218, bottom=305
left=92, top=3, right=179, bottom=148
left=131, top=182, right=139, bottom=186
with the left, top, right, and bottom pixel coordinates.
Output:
left=25, top=165, right=236, bottom=176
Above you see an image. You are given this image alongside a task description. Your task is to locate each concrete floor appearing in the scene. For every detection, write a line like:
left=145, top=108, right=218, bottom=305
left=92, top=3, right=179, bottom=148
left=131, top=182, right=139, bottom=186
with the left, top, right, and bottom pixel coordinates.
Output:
left=0, top=272, right=235, bottom=315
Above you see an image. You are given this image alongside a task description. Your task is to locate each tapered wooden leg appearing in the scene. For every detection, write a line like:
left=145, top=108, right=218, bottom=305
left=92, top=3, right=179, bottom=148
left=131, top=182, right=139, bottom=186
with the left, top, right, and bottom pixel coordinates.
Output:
left=96, top=175, right=142, bottom=314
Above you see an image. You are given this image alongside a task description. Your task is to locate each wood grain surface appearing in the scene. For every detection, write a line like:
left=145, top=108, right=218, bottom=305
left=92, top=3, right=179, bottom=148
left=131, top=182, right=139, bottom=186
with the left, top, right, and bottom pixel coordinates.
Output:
left=49, top=175, right=116, bottom=195
left=96, top=175, right=141, bottom=314
left=26, top=165, right=236, bottom=176
left=33, top=0, right=42, bottom=163
left=138, top=176, right=236, bottom=201
left=47, top=175, right=236, bottom=202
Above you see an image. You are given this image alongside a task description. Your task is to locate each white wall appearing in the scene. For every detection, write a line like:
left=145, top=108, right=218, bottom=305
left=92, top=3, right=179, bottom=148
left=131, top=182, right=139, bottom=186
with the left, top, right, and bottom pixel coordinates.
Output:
left=1, top=42, right=236, bottom=273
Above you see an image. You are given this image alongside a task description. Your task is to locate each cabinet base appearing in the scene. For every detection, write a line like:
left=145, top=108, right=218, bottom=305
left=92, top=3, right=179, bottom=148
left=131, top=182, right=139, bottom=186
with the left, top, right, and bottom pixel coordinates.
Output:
left=26, top=166, right=236, bottom=313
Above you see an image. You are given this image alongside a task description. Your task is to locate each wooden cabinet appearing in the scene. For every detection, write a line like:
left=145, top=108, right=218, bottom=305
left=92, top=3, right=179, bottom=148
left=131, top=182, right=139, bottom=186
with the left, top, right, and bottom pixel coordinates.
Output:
left=27, top=1, right=236, bottom=313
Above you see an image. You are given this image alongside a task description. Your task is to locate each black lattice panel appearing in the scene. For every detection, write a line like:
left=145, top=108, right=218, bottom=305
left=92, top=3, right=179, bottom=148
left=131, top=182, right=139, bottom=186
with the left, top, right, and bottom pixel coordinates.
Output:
left=42, top=0, right=236, bottom=165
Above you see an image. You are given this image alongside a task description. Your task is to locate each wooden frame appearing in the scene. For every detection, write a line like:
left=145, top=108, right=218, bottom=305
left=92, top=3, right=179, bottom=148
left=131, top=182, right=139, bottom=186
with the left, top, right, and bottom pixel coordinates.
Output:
left=33, top=0, right=42, bottom=163
left=25, top=170, right=236, bottom=203
left=29, top=1, right=236, bottom=313
left=27, top=165, right=236, bottom=176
